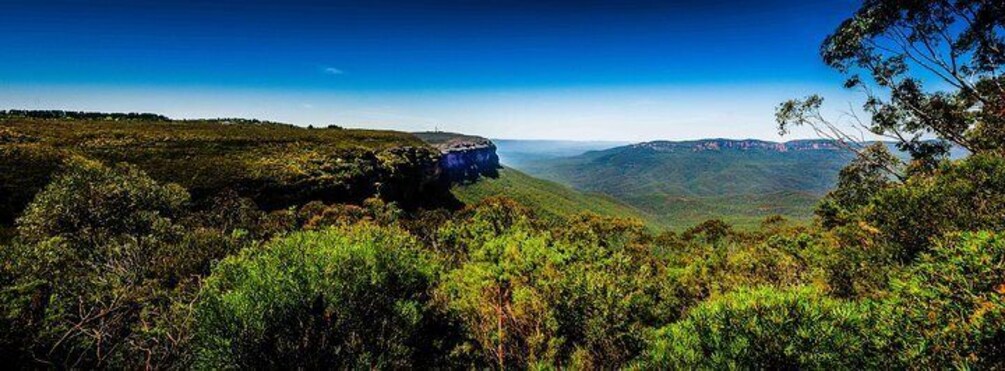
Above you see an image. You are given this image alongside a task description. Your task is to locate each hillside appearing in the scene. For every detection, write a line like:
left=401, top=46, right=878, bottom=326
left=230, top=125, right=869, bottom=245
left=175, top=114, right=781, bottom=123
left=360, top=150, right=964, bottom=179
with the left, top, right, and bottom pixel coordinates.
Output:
left=517, top=139, right=858, bottom=229
left=0, top=111, right=447, bottom=224
left=451, top=167, right=657, bottom=228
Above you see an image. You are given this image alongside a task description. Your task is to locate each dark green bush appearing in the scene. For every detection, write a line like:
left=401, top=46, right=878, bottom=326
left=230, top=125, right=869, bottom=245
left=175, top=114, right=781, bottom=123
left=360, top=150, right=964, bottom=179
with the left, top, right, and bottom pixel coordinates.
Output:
left=194, top=224, right=437, bottom=369
left=643, top=286, right=891, bottom=369
left=436, top=202, right=676, bottom=368
left=2, top=160, right=243, bottom=368
left=16, top=159, right=189, bottom=246
left=887, top=231, right=1005, bottom=368
left=0, top=144, right=66, bottom=224
left=866, top=154, right=1005, bottom=260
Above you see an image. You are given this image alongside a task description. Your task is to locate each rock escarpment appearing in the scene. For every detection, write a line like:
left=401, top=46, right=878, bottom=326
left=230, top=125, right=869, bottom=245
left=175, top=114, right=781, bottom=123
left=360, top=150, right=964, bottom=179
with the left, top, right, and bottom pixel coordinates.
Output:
left=0, top=111, right=503, bottom=223
left=413, top=132, right=501, bottom=183
left=631, top=139, right=845, bottom=153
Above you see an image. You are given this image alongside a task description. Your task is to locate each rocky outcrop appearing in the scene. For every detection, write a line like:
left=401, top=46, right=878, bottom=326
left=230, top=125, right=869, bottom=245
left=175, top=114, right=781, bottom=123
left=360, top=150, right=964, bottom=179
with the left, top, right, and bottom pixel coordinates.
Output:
left=413, top=132, right=501, bottom=183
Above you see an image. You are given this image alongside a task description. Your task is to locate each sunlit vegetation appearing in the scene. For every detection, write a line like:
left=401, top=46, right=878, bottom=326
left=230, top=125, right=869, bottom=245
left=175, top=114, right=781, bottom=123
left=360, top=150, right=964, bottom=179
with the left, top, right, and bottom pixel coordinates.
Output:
left=2, top=0, right=1005, bottom=368
left=0, top=113, right=444, bottom=225
left=194, top=224, right=439, bottom=369
left=2, top=148, right=1002, bottom=367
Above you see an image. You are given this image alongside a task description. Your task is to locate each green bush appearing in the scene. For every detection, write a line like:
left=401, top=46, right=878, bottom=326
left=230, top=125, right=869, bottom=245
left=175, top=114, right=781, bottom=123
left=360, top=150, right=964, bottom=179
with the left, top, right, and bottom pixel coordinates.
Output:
left=815, top=143, right=899, bottom=229
left=887, top=231, right=1005, bottom=368
left=2, top=160, right=242, bottom=368
left=436, top=202, right=677, bottom=368
left=436, top=216, right=564, bottom=368
left=642, top=286, right=891, bottom=369
left=16, top=158, right=189, bottom=246
left=549, top=215, right=675, bottom=367
left=809, top=224, right=902, bottom=299
left=193, top=224, right=437, bottom=369
left=434, top=197, right=541, bottom=267
left=657, top=228, right=824, bottom=309
left=866, top=154, right=1005, bottom=260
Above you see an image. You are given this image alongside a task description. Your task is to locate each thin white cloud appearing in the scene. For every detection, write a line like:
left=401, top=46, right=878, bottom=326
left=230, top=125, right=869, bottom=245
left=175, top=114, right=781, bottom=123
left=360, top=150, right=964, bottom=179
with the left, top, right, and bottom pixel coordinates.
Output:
left=323, top=67, right=344, bottom=75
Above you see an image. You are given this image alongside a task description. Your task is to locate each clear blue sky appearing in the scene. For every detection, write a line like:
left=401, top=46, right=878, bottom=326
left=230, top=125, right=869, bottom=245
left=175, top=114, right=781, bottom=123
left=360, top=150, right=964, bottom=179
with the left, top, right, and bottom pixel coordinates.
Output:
left=0, top=0, right=864, bottom=140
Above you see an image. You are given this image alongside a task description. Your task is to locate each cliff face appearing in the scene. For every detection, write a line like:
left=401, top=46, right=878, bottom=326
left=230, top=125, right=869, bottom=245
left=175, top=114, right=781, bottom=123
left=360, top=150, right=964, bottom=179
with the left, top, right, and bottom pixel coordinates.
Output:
left=413, top=132, right=502, bottom=183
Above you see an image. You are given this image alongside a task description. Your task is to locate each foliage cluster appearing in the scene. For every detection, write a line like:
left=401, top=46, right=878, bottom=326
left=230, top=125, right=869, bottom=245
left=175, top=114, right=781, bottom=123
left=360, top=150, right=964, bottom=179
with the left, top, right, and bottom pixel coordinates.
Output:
left=2, top=149, right=1003, bottom=368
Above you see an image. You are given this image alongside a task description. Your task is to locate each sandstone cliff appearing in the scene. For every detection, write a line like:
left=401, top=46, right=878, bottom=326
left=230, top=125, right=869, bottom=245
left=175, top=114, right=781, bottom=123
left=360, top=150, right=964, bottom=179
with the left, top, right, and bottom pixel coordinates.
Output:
left=413, top=132, right=502, bottom=183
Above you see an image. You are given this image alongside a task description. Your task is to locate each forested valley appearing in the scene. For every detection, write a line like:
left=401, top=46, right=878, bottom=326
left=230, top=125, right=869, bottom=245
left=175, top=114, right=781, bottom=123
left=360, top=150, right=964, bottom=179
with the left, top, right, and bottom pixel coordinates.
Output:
left=2, top=0, right=1005, bottom=368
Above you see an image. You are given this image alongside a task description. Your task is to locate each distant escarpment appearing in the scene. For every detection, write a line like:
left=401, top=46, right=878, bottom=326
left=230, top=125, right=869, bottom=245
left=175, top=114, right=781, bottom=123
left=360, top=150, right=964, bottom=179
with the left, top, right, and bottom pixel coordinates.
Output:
left=0, top=112, right=457, bottom=224
left=414, top=132, right=501, bottom=183
left=631, top=139, right=845, bottom=153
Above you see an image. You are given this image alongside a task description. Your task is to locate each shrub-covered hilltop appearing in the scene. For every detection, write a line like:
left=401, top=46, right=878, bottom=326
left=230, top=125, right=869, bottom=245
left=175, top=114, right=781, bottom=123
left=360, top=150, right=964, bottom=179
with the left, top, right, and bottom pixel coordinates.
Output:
left=2, top=0, right=1005, bottom=368
left=0, top=110, right=456, bottom=228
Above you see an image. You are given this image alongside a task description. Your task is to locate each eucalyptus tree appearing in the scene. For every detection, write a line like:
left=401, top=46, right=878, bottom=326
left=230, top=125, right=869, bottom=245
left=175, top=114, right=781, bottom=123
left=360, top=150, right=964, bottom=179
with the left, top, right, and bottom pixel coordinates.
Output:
left=778, top=0, right=1004, bottom=171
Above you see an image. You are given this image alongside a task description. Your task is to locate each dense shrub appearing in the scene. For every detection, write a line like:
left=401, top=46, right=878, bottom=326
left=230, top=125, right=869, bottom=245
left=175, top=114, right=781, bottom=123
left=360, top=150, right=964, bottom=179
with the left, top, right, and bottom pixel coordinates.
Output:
left=887, top=231, right=1005, bottom=368
left=0, top=241, right=25, bottom=362
left=866, top=154, right=1005, bottom=260
left=658, top=228, right=824, bottom=309
left=549, top=215, right=676, bottom=366
left=1, top=160, right=243, bottom=368
left=436, top=205, right=565, bottom=368
left=809, top=224, right=901, bottom=299
left=193, top=224, right=438, bottom=369
left=16, top=159, right=189, bottom=246
left=815, top=143, right=899, bottom=229
left=185, top=190, right=265, bottom=235
left=434, top=197, right=541, bottom=266
left=297, top=197, right=402, bottom=230
left=436, top=202, right=678, bottom=368
left=642, top=286, right=890, bottom=369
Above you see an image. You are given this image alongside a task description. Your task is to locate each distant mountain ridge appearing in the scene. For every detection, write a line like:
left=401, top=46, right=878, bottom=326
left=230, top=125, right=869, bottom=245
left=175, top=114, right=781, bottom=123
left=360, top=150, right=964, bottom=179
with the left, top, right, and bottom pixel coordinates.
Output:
left=630, top=139, right=845, bottom=153
left=512, top=138, right=863, bottom=229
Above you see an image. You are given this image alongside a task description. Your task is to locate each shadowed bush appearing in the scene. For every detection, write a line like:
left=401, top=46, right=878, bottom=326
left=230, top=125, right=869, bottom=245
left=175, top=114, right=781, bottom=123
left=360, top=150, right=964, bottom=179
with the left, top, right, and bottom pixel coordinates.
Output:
left=1, top=159, right=244, bottom=368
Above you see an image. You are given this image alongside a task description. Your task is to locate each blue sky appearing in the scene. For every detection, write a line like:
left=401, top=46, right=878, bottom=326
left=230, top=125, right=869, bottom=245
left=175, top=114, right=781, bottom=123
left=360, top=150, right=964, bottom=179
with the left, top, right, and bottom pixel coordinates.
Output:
left=0, top=0, right=864, bottom=140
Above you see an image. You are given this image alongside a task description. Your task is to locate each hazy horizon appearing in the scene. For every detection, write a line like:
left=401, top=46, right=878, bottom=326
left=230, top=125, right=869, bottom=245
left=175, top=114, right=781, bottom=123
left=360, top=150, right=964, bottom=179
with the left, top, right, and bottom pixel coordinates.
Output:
left=0, top=83, right=864, bottom=142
